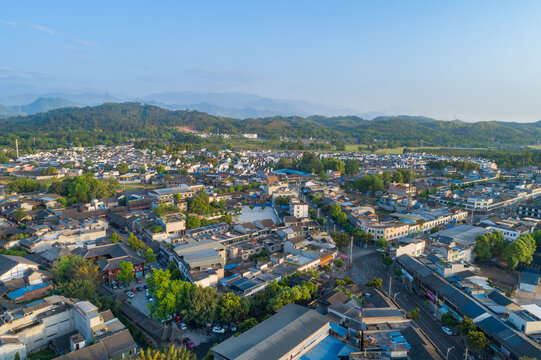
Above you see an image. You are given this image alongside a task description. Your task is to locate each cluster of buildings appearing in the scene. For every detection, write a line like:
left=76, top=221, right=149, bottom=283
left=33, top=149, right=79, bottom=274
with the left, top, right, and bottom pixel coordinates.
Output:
left=0, top=144, right=540, bottom=359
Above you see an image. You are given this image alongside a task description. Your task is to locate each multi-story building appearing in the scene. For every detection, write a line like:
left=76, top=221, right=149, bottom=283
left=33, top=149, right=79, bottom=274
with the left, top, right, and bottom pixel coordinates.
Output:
left=357, top=220, right=410, bottom=241
left=173, top=239, right=226, bottom=287
left=388, top=182, right=416, bottom=198
left=0, top=296, right=136, bottom=360
left=289, top=198, right=309, bottom=218
left=518, top=200, right=541, bottom=219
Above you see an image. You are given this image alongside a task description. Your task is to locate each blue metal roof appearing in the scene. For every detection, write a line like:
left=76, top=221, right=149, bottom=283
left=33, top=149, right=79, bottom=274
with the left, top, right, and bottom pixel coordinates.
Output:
left=330, top=321, right=348, bottom=337
left=7, top=283, right=50, bottom=300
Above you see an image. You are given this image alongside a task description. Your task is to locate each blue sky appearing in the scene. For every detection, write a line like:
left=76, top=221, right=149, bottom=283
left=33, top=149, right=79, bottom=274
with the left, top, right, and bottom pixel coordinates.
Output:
left=1, top=1, right=541, bottom=122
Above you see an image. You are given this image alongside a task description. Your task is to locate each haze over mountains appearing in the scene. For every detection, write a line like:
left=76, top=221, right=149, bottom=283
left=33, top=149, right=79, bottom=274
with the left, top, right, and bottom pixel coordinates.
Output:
left=0, top=91, right=390, bottom=120
left=2, top=102, right=541, bottom=149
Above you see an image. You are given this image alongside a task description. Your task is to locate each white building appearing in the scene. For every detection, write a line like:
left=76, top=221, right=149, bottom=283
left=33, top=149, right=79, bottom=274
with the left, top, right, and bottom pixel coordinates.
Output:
left=289, top=198, right=309, bottom=218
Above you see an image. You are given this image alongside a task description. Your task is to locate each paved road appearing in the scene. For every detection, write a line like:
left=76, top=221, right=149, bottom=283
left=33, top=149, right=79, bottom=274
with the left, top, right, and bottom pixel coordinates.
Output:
left=351, top=249, right=465, bottom=360
left=301, top=192, right=466, bottom=360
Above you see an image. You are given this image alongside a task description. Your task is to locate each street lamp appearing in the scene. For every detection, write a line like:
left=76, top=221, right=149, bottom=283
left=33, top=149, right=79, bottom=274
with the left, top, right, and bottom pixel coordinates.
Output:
left=446, top=346, right=455, bottom=360
left=393, top=292, right=401, bottom=302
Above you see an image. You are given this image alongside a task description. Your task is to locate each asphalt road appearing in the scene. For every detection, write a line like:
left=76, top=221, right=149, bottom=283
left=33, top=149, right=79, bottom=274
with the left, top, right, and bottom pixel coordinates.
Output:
left=351, top=249, right=466, bottom=360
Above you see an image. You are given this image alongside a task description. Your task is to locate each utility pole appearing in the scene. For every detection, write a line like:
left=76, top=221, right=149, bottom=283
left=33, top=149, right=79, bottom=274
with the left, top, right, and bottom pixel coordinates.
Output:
left=15, top=139, right=19, bottom=159
left=389, top=276, right=392, bottom=298
left=349, top=235, right=353, bottom=267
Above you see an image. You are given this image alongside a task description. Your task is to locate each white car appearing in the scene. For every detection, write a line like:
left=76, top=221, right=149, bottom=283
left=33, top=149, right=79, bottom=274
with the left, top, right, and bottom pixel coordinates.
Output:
left=441, top=326, right=453, bottom=336
left=212, top=326, right=225, bottom=334
left=180, top=322, right=187, bottom=330
left=126, top=291, right=134, bottom=298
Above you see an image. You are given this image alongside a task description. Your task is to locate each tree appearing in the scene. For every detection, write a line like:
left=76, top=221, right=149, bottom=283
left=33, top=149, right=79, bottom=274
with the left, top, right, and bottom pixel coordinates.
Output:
left=118, top=261, right=134, bottom=284
left=190, top=190, right=210, bottom=213
left=407, top=307, right=420, bottom=320
left=504, top=234, right=536, bottom=269
left=318, top=171, right=329, bottom=181
left=156, top=165, right=166, bottom=174
left=458, top=316, right=475, bottom=335
left=0, top=152, right=10, bottom=164
left=118, top=162, right=130, bottom=175
left=344, top=159, right=359, bottom=175
left=489, top=231, right=507, bottom=256
left=331, top=232, right=349, bottom=250
left=182, top=286, right=219, bottom=326
left=145, top=248, right=156, bottom=263
left=371, top=176, right=384, bottom=192
left=336, top=212, right=348, bottom=226
left=466, top=331, right=486, bottom=352
left=474, top=235, right=492, bottom=260
left=186, top=215, right=201, bottom=229
left=334, top=259, right=344, bottom=268
left=50, top=256, right=101, bottom=300
left=127, top=233, right=145, bottom=251
left=13, top=207, right=28, bottom=222
left=441, top=312, right=457, bottom=327
left=376, top=237, right=389, bottom=249
left=111, top=233, right=120, bottom=243
left=392, top=171, right=404, bottom=183
left=14, top=353, right=20, bottom=360
left=8, top=178, right=41, bottom=193
left=366, top=277, right=382, bottom=288
left=531, top=229, right=541, bottom=249
left=220, top=293, right=249, bottom=323
left=239, top=318, right=258, bottom=332
left=137, top=345, right=195, bottom=360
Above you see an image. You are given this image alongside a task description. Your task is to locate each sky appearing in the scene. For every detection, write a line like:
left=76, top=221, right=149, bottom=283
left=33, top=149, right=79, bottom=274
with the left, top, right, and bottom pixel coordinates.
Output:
left=1, top=1, right=541, bottom=122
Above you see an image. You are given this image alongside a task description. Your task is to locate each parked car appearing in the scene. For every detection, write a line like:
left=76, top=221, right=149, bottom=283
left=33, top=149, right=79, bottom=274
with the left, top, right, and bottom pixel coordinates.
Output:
left=117, top=283, right=124, bottom=289
left=442, top=326, right=453, bottom=336
left=126, top=291, right=134, bottom=298
left=149, top=297, right=155, bottom=303
left=230, top=323, right=237, bottom=332
left=180, top=322, right=187, bottom=330
left=137, top=286, right=143, bottom=292
left=183, top=337, right=194, bottom=349
left=112, top=283, right=117, bottom=289
left=136, top=278, right=143, bottom=284
left=212, top=325, right=225, bottom=334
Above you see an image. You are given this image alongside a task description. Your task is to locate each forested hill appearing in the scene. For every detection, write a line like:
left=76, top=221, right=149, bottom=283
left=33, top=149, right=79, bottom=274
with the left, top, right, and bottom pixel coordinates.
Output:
left=1, top=102, right=541, bottom=149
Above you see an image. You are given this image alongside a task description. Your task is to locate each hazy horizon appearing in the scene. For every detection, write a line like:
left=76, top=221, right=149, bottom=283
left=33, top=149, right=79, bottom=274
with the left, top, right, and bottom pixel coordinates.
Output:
left=2, top=1, right=541, bottom=122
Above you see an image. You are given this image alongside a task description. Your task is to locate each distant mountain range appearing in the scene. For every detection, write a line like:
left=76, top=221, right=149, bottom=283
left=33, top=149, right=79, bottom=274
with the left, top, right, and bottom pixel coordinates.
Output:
left=0, top=91, right=380, bottom=119
left=1, top=102, right=541, bottom=149
left=0, top=97, right=81, bottom=117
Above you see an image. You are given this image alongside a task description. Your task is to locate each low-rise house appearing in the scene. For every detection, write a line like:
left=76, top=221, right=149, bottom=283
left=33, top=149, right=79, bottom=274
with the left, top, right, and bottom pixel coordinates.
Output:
left=509, top=304, right=541, bottom=335
left=78, top=243, right=146, bottom=284
left=0, top=254, right=39, bottom=282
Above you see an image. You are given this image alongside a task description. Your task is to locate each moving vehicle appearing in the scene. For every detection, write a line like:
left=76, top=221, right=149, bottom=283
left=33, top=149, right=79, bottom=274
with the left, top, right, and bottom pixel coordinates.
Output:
left=442, top=326, right=453, bottom=336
